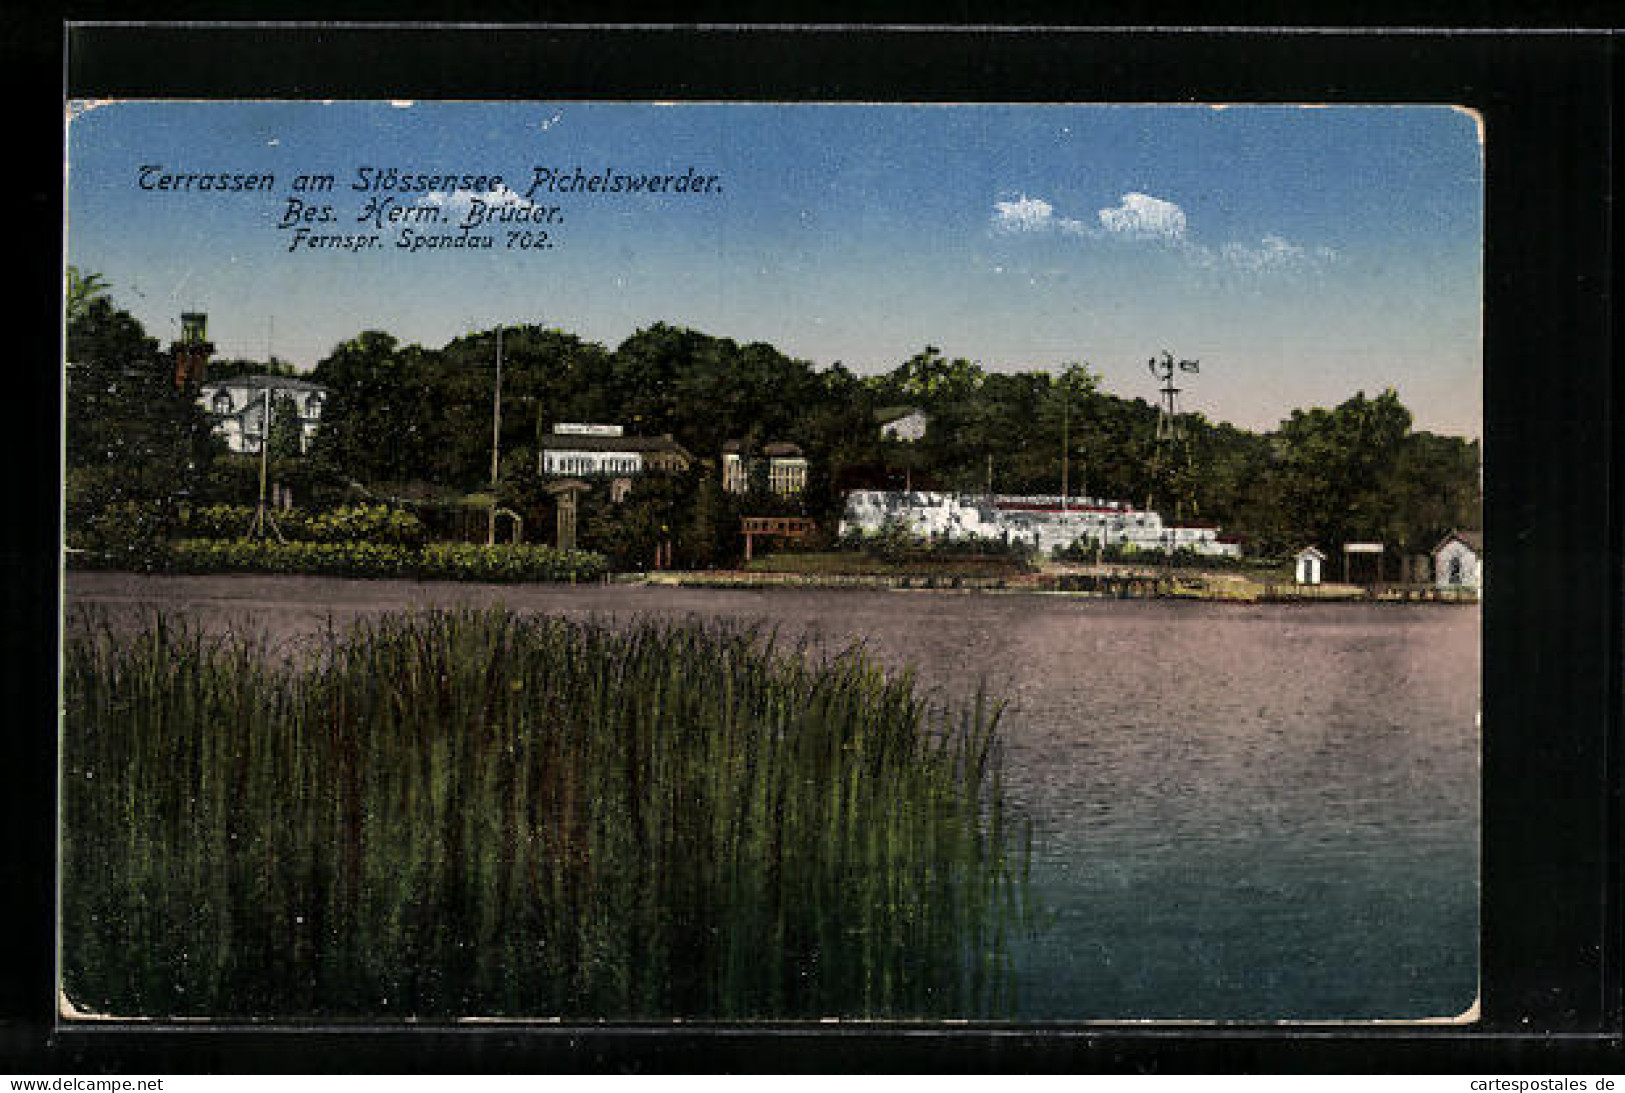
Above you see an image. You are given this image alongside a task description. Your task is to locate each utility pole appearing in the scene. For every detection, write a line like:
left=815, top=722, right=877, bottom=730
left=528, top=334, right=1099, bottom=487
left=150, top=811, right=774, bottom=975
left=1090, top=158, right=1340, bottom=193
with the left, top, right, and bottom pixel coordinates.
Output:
left=248, top=385, right=284, bottom=542
left=1060, top=390, right=1070, bottom=510
left=487, top=326, right=504, bottom=546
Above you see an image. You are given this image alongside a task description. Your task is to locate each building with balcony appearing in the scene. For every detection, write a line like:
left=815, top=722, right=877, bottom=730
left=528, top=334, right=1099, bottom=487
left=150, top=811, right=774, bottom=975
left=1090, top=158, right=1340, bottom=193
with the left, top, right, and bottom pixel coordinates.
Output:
left=538, top=423, right=693, bottom=501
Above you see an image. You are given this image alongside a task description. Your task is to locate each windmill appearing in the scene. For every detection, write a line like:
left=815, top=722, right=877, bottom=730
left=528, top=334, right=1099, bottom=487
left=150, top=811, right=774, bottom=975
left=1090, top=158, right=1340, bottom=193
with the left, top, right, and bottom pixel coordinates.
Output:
left=1146, top=351, right=1202, bottom=527
left=1149, top=350, right=1200, bottom=441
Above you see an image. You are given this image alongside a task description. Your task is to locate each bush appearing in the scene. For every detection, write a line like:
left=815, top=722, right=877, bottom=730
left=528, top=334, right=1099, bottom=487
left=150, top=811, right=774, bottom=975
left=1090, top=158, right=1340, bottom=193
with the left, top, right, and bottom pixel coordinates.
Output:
left=177, top=503, right=256, bottom=540
left=842, top=521, right=1034, bottom=568
left=416, top=542, right=608, bottom=582
left=177, top=502, right=428, bottom=546
left=299, top=504, right=429, bottom=547
left=165, top=538, right=418, bottom=579
left=67, top=500, right=173, bottom=572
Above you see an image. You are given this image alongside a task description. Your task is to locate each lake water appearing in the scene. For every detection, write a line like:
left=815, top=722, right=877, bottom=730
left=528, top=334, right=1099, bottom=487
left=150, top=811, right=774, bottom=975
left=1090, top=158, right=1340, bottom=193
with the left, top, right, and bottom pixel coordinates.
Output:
left=65, top=573, right=1480, bottom=1022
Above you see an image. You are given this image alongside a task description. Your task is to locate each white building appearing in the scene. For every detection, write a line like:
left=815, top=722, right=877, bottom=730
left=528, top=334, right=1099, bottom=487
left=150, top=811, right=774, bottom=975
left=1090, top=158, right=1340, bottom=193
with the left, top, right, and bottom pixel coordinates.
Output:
left=1294, top=546, right=1327, bottom=585
left=839, top=490, right=1242, bottom=558
left=199, top=375, right=327, bottom=454
left=538, top=424, right=692, bottom=500
left=1432, top=529, right=1482, bottom=590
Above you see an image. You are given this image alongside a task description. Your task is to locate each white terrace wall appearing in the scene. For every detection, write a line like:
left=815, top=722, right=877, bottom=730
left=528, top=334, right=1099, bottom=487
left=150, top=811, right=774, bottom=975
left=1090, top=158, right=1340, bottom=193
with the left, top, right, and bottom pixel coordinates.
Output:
left=839, top=490, right=1241, bottom=558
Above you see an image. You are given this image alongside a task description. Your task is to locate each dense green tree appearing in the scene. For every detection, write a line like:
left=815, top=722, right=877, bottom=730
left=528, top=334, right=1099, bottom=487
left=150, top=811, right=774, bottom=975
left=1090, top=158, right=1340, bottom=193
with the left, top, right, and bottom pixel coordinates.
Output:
left=65, top=295, right=219, bottom=507
left=579, top=473, right=691, bottom=570
left=1267, top=389, right=1413, bottom=551
left=680, top=473, right=736, bottom=567
left=880, top=345, right=986, bottom=405
left=1373, top=431, right=1482, bottom=556
left=308, top=331, right=444, bottom=486
left=208, top=357, right=301, bottom=380
left=267, top=393, right=305, bottom=461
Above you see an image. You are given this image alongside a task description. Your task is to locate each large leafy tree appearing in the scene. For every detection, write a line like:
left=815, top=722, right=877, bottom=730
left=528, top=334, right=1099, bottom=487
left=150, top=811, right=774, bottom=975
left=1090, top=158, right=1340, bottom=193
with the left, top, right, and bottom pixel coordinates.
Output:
left=1374, top=431, right=1481, bottom=555
left=441, top=324, right=620, bottom=486
left=1264, top=389, right=1414, bottom=551
left=65, top=292, right=219, bottom=505
left=308, top=331, right=445, bottom=486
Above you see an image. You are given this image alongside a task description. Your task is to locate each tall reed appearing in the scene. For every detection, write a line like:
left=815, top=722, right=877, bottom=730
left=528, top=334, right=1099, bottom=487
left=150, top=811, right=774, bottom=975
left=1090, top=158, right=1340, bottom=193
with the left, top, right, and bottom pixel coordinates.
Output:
left=62, top=608, right=1033, bottom=1021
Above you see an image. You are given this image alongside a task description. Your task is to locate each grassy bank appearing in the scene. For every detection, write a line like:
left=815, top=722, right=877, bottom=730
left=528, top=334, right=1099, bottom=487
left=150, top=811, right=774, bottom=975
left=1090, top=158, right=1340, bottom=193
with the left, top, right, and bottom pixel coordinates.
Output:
left=745, top=551, right=1030, bottom=579
left=62, top=608, right=1033, bottom=1021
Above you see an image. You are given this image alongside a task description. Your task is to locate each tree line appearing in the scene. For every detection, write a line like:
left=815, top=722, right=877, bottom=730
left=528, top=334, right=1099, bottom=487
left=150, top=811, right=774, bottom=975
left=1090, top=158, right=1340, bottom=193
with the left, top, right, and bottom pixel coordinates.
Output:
left=64, top=273, right=1481, bottom=566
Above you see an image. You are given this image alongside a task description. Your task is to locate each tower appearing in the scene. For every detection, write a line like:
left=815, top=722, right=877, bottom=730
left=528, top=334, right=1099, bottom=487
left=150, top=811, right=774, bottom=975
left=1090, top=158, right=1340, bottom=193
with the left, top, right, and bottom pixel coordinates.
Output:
left=171, top=311, right=214, bottom=390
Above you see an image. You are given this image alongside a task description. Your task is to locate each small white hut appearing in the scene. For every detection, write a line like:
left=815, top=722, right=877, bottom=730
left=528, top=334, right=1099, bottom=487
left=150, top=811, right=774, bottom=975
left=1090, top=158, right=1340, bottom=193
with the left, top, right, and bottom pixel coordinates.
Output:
left=1432, top=530, right=1483, bottom=590
left=1294, top=546, right=1327, bottom=586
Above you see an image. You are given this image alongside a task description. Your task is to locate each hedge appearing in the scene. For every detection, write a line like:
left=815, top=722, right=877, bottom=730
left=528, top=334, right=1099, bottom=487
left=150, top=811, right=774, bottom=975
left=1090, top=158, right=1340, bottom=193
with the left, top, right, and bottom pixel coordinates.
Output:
left=154, top=539, right=608, bottom=583
left=178, top=503, right=429, bottom=546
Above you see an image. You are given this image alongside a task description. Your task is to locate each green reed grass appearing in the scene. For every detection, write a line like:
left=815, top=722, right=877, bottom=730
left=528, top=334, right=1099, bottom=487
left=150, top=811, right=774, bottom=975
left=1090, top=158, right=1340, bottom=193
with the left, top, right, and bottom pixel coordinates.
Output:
left=62, top=608, right=1034, bottom=1021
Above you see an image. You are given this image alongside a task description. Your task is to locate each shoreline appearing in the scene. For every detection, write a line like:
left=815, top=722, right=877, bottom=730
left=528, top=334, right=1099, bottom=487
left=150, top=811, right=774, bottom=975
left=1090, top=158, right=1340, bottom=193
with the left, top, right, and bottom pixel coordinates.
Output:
left=64, top=566, right=1481, bottom=605
left=637, top=569, right=1479, bottom=603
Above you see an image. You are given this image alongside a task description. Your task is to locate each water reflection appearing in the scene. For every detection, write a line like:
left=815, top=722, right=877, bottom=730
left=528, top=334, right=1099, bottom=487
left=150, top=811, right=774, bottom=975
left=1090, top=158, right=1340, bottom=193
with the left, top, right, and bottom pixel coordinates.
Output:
left=66, top=575, right=1479, bottom=1020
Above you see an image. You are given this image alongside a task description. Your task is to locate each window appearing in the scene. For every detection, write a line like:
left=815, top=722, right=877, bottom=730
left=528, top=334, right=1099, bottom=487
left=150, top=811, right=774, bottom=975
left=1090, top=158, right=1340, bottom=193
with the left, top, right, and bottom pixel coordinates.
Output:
left=212, top=391, right=233, bottom=414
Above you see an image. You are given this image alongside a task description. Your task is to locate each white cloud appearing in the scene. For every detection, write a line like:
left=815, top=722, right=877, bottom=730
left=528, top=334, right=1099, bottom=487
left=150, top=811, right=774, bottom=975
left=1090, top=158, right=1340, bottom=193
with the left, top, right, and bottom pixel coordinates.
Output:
left=992, top=190, right=1336, bottom=278
left=1097, top=192, right=1188, bottom=240
left=992, top=193, right=1094, bottom=237
left=1219, top=235, right=1339, bottom=273
left=992, top=194, right=1057, bottom=233
left=1221, top=235, right=1301, bottom=272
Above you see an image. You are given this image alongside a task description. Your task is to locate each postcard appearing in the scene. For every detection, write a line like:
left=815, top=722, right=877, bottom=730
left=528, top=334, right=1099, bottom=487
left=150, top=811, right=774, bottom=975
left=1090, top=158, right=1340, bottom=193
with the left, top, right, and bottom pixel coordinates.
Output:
left=60, top=100, right=1483, bottom=1024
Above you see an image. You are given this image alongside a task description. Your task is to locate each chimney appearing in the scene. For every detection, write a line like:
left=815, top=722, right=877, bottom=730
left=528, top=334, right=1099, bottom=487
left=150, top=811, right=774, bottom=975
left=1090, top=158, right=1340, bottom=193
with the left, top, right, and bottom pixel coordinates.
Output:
left=172, top=311, right=214, bottom=390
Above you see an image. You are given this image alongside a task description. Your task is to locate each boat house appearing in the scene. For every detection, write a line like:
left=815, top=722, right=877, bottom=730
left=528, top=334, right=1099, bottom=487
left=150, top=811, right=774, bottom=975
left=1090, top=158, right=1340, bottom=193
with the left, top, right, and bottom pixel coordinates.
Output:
left=1432, top=529, right=1482, bottom=590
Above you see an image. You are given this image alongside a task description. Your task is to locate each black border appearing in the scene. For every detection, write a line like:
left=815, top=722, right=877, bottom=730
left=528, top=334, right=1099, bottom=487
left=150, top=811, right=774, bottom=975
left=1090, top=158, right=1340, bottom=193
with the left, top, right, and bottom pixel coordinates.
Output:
left=5, top=22, right=1618, bottom=1074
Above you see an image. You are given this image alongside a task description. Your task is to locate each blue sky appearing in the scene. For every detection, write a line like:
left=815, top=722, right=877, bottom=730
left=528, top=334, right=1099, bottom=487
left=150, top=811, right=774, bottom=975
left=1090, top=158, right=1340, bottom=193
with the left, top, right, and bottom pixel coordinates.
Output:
left=66, top=101, right=1483, bottom=436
